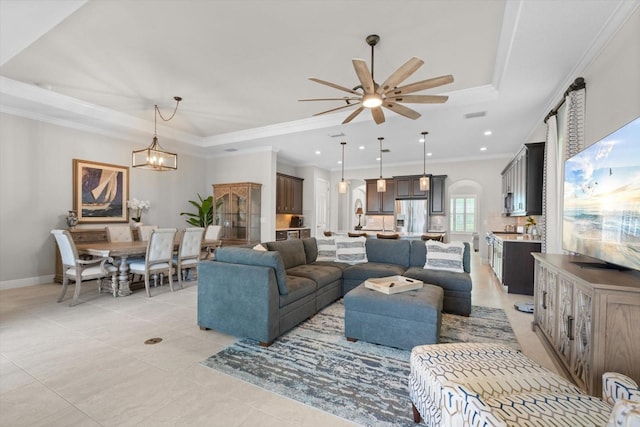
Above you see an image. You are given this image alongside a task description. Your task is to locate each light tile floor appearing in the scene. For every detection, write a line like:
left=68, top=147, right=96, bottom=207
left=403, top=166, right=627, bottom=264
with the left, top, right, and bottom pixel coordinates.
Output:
left=0, top=253, right=558, bottom=426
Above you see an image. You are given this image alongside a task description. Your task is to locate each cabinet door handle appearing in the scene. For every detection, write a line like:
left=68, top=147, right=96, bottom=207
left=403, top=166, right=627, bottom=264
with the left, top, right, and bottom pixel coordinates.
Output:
left=542, top=291, right=547, bottom=309
left=567, top=315, right=575, bottom=341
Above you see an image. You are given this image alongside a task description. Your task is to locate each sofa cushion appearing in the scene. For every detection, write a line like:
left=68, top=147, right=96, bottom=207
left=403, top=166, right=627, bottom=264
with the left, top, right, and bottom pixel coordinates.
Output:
left=312, top=261, right=350, bottom=270
left=342, top=262, right=407, bottom=283
left=316, top=236, right=337, bottom=261
left=404, top=266, right=472, bottom=293
left=265, top=239, right=307, bottom=269
left=410, top=240, right=471, bottom=273
left=215, top=247, right=289, bottom=295
left=279, top=275, right=316, bottom=308
left=366, top=239, right=410, bottom=267
left=287, top=264, right=343, bottom=288
left=301, top=237, right=318, bottom=264
left=335, top=236, right=368, bottom=264
left=424, top=241, right=465, bottom=273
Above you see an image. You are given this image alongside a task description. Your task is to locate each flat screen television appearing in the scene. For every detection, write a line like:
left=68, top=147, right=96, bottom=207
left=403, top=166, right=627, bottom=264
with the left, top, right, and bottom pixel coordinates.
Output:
left=562, top=116, right=640, bottom=271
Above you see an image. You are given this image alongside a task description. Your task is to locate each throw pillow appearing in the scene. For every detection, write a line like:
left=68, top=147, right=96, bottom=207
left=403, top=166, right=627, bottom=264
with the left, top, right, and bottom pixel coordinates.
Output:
left=335, top=236, right=368, bottom=264
left=424, top=240, right=465, bottom=273
left=252, top=243, right=267, bottom=251
left=316, top=237, right=336, bottom=262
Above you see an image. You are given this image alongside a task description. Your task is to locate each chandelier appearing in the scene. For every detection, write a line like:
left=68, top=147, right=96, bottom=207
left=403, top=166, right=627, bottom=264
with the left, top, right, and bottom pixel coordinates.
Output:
left=132, top=96, right=182, bottom=171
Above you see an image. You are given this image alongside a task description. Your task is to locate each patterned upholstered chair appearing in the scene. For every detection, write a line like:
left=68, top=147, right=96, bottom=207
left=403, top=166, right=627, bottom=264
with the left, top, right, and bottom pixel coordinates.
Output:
left=408, top=343, right=638, bottom=426
left=201, top=225, right=222, bottom=260
left=105, top=225, right=133, bottom=243
left=137, top=225, right=158, bottom=242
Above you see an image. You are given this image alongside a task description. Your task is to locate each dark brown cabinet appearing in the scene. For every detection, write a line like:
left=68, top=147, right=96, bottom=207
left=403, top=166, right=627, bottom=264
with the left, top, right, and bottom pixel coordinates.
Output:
left=394, top=175, right=428, bottom=199
left=300, top=228, right=311, bottom=239
left=429, top=175, right=447, bottom=215
left=503, top=240, right=541, bottom=295
left=365, top=179, right=395, bottom=215
left=501, top=142, right=545, bottom=216
left=276, top=173, right=303, bottom=214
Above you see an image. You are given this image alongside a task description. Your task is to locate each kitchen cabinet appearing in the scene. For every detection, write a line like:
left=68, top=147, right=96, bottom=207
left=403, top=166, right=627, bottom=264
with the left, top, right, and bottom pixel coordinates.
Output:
left=394, top=175, right=428, bottom=199
left=532, top=253, right=640, bottom=397
left=365, top=179, right=395, bottom=215
left=428, top=175, right=447, bottom=215
left=300, top=228, right=311, bottom=238
left=276, top=173, right=303, bottom=214
left=213, top=182, right=262, bottom=246
left=501, top=142, right=545, bottom=216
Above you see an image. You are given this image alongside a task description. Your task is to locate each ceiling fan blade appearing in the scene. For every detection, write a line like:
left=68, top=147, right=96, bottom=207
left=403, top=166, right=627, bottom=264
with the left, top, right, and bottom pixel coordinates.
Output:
left=309, top=78, right=361, bottom=95
left=352, top=59, right=375, bottom=94
left=342, top=106, right=365, bottom=124
left=312, top=103, right=358, bottom=116
left=299, top=97, right=361, bottom=102
left=371, top=107, right=385, bottom=124
left=382, top=102, right=421, bottom=120
left=376, top=57, right=424, bottom=95
left=384, top=74, right=454, bottom=96
left=386, top=94, right=449, bottom=104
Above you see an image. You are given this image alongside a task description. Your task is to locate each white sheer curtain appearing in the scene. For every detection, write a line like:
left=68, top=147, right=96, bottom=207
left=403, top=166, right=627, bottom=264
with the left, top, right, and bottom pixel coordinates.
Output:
left=542, top=88, right=585, bottom=254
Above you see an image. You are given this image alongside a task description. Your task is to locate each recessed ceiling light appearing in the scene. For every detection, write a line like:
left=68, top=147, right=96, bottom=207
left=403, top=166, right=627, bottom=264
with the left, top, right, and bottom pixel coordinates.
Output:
left=376, top=157, right=381, bottom=161
left=337, top=160, right=342, bottom=164
left=419, top=138, right=425, bottom=143
left=359, top=146, right=365, bottom=150
left=484, top=130, right=492, bottom=136
left=427, top=153, right=433, bottom=156
left=480, top=147, right=487, bottom=151
left=315, top=150, right=321, bottom=155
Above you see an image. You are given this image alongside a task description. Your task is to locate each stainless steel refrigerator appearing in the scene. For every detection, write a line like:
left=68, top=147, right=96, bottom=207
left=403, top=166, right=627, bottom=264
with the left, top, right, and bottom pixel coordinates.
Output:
left=394, top=199, right=428, bottom=234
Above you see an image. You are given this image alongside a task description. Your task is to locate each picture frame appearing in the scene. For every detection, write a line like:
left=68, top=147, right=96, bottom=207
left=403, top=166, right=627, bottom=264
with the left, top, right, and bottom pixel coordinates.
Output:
left=73, top=159, right=129, bottom=223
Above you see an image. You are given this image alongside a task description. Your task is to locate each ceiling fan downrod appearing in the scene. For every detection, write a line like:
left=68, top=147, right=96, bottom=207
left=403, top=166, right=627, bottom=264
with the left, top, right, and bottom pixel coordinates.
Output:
left=366, top=34, right=380, bottom=83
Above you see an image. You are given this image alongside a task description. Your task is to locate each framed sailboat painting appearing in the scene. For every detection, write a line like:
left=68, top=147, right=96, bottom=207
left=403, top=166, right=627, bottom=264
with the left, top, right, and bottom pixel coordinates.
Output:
left=73, top=159, right=129, bottom=223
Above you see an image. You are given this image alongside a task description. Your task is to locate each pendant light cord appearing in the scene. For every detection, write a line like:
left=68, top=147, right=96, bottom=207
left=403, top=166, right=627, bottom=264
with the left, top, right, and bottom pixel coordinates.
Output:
left=378, top=137, right=384, bottom=178
left=341, top=142, right=346, bottom=180
left=422, top=131, right=428, bottom=175
left=154, top=96, right=182, bottom=136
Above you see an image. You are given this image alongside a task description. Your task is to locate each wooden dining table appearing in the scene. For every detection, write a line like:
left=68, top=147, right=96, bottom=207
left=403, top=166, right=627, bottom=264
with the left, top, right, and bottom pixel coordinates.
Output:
left=76, top=239, right=220, bottom=297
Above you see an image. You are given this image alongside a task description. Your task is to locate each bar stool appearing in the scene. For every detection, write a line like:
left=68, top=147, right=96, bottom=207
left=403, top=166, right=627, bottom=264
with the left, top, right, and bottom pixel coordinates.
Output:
left=421, top=233, right=444, bottom=242
left=377, top=233, right=400, bottom=239
left=323, top=231, right=333, bottom=236
left=348, top=231, right=368, bottom=238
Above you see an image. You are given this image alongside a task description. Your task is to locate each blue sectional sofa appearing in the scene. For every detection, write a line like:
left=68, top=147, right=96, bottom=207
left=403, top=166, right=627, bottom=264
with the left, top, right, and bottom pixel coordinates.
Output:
left=197, top=237, right=472, bottom=346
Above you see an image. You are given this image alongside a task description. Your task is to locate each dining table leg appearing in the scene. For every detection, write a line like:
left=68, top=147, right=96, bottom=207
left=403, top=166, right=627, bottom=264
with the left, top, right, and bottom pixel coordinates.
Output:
left=116, top=255, right=132, bottom=296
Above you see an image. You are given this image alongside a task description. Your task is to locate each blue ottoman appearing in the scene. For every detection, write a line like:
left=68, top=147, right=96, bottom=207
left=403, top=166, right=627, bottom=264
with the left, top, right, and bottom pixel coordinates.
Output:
left=344, top=283, right=444, bottom=351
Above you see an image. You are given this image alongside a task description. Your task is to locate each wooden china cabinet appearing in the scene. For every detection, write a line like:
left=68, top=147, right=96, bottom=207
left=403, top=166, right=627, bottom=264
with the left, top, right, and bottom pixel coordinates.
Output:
left=213, top=182, right=262, bottom=246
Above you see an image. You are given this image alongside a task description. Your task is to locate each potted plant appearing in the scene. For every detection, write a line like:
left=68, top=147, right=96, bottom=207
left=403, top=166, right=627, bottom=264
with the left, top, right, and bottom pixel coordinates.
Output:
left=180, top=194, right=214, bottom=227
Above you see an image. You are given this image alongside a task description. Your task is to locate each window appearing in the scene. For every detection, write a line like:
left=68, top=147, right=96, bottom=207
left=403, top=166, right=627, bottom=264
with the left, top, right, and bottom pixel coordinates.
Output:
left=450, top=196, right=476, bottom=233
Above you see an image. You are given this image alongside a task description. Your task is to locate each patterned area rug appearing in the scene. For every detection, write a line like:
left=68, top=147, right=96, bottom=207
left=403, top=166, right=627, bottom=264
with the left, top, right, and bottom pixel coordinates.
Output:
left=201, top=302, right=519, bottom=427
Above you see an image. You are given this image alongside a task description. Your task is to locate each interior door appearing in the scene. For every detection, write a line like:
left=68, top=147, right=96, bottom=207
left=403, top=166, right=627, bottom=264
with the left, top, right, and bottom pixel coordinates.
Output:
left=315, top=178, right=329, bottom=236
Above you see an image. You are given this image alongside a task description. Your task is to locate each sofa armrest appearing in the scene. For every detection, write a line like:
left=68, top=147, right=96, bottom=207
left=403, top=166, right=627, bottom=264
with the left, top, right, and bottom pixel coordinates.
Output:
left=197, top=260, right=280, bottom=344
left=603, top=372, right=640, bottom=405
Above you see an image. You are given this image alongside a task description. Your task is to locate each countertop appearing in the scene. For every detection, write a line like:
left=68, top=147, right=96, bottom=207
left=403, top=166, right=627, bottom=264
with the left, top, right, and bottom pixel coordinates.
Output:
left=493, top=233, right=542, bottom=243
left=276, top=227, right=310, bottom=231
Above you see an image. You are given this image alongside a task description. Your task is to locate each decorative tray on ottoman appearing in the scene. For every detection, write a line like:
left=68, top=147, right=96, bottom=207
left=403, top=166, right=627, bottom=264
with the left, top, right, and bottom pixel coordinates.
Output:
left=364, top=275, right=424, bottom=295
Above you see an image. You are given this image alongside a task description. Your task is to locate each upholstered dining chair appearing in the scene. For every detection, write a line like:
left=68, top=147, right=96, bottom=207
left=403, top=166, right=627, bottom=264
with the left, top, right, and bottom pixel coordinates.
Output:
left=173, top=227, right=204, bottom=288
left=128, top=228, right=177, bottom=297
left=106, top=225, right=133, bottom=243
left=137, top=225, right=158, bottom=242
left=201, top=224, right=222, bottom=260
left=51, top=229, right=118, bottom=306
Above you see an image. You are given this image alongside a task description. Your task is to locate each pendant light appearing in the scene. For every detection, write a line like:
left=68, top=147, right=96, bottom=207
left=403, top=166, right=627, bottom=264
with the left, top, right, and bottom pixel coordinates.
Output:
left=419, top=131, right=430, bottom=191
left=377, top=137, right=386, bottom=192
left=338, top=141, right=348, bottom=194
left=132, top=96, right=182, bottom=171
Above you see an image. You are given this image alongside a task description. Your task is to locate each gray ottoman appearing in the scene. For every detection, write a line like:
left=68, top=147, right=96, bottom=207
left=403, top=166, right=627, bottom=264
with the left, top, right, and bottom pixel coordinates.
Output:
left=344, top=283, right=444, bottom=351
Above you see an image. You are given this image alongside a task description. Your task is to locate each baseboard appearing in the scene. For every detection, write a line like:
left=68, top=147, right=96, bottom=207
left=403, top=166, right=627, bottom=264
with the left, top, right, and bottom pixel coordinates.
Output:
left=0, top=275, right=55, bottom=290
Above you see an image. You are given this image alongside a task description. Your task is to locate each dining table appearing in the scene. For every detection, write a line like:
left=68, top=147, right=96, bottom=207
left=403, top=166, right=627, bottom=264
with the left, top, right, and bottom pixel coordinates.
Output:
left=76, top=238, right=220, bottom=297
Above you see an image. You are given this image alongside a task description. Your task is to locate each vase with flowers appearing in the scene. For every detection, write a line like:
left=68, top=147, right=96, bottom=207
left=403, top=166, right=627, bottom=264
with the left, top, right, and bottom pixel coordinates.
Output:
left=127, top=198, right=150, bottom=224
left=526, top=216, right=538, bottom=236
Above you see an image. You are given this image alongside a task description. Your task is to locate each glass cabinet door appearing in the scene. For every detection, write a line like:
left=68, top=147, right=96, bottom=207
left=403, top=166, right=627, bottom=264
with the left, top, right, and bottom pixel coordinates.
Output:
left=213, top=182, right=261, bottom=245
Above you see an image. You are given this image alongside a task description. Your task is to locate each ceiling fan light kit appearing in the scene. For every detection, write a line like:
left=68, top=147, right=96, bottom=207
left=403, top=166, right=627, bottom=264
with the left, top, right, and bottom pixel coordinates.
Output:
left=132, top=96, right=182, bottom=171
left=301, top=34, right=453, bottom=125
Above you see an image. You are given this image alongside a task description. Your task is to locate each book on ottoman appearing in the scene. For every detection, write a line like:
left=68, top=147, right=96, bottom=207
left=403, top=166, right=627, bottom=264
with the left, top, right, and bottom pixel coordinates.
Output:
left=364, top=275, right=424, bottom=294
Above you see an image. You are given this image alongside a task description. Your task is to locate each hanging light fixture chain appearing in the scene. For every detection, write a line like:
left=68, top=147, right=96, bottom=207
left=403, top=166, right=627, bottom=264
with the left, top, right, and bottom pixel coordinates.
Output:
left=155, top=96, right=182, bottom=122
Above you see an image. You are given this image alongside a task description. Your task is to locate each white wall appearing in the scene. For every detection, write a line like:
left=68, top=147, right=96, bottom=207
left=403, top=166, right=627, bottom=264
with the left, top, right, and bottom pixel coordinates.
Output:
left=0, top=113, right=207, bottom=288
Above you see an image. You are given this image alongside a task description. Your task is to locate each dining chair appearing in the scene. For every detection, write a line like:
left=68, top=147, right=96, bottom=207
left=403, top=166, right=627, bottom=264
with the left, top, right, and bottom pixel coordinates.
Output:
left=128, top=228, right=177, bottom=297
left=174, top=227, right=204, bottom=288
left=138, top=225, right=158, bottom=242
left=106, top=225, right=133, bottom=242
left=51, top=229, right=118, bottom=306
left=201, top=224, right=222, bottom=260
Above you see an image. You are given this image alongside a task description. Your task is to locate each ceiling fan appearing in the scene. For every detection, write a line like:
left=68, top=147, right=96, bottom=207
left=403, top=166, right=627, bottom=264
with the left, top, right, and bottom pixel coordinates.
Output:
left=300, top=34, right=454, bottom=125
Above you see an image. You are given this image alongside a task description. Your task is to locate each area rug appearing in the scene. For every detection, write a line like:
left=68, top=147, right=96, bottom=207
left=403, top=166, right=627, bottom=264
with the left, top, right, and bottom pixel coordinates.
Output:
left=201, top=302, right=519, bottom=427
